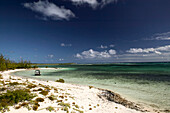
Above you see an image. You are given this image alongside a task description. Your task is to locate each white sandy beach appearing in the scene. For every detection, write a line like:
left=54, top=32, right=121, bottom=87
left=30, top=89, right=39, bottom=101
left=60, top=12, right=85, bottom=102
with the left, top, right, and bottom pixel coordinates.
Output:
left=0, top=69, right=150, bottom=113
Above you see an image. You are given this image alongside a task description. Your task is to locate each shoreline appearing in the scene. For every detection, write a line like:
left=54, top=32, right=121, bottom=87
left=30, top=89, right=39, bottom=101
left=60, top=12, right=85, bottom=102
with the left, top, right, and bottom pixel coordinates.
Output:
left=0, top=69, right=165, bottom=113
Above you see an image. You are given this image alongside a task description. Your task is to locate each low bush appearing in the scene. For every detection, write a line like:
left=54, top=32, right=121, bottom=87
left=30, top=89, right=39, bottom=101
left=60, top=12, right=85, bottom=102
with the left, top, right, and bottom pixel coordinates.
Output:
left=35, top=97, right=44, bottom=102
left=58, top=102, right=70, bottom=108
left=27, top=84, right=37, bottom=89
left=46, top=106, right=55, bottom=112
left=9, top=82, right=20, bottom=86
left=0, top=74, right=3, bottom=79
left=33, top=105, right=38, bottom=111
left=55, top=79, right=65, bottom=83
left=0, top=89, right=34, bottom=112
left=0, top=87, right=7, bottom=91
left=39, top=90, right=49, bottom=96
left=48, top=95, right=55, bottom=101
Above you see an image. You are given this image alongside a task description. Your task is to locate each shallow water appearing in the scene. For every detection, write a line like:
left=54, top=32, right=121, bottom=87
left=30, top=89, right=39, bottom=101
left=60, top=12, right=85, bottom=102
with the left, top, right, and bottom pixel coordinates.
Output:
left=12, top=63, right=170, bottom=111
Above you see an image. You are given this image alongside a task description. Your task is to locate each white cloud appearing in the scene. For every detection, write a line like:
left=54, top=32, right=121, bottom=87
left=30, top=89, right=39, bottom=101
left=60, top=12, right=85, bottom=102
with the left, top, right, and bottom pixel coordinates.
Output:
left=101, top=0, right=118, bottom=7
left=145, top=31, right=170, bottom=40
left=109, top=49, right=116, bottom=55
left=47, top=54, right=54, bottom=58
left=126, top=45, right=170, bottom=55
left=109, top=44, right=115, bottom=47
left=23, top=0, right=75, bottom=21
left=70, top=0, right=98, bottom=9
left=59, top=58, right=64, bottom=61
left=61, top=43, right=72, bottom=47
left=75, top=49, right=116, bottom=59
left=69, top=0, right=117, bottom=9
left=99, top=45, right=108, bottom=49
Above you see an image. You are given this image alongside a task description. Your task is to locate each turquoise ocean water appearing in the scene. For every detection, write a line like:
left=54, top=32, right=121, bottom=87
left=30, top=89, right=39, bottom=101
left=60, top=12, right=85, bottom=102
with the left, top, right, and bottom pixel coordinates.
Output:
left=12, top=63, right=170, bottom=111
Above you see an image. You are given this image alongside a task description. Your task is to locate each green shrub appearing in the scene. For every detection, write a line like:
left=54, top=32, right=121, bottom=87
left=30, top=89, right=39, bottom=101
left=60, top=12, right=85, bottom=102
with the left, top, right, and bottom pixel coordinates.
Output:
left=0, top=74, right=3, bottom=79
left=73, top=108, right=84, bottom=113
left=39, top=90, right=48, bottom=96
left=46, top=106, right=55, bottom=112
left=0, top=89, right=34, bottom=112
left=33, top=66, right=38, bottom=69
left=34, top=102, right=40, bottom=107
left=58, top=102, right=70, bottom=108
left=33, top=105, right=38, bottom=111
left=38, top=88, right=43, bottom=91
left=74, top=104, right=79, bottom=108
left=35, top=97, right=44, bottom=102
left=55, top=79, right=65, bottom=83
left=9, top=82, right=20, bottom=86
left=20, top=102, right=28, bottom=106
left=0, top=87, right=7, bottom=91
left=15, top=105, right=21, bottom=109
left=48, top=95, right=55, bottom=101
left=27, top=84, right=37, bottom=89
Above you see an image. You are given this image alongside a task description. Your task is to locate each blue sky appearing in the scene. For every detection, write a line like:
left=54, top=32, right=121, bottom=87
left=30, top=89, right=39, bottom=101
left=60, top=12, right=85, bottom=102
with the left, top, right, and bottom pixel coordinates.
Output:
left=1, top=0, right=170, bottom=63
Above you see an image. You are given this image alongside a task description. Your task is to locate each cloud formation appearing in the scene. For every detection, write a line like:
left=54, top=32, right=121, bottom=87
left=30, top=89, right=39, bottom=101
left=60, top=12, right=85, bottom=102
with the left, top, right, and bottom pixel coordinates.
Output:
left=23, top=0, right=75, bottom=21
left=47, top=54, right=54, bottom=58
left=59, top=58, right=64, bottom=61
left=61, top=43, right=72, bottom=47
left=69, top=0, right=117, bottom=9
left=75, top=49, right=116, bottom=59
left=98, top=44, right=114, bottom=49
left=145, top=31, right=170, bottom=40
left=99, top=45, right=108, bottom=49
left=70, top=0, right=98, bottom=9
left=101, top=0, right=118, bottom=7
left=109, top=44, right=115, bottom=47
left=126, top=45, right=170, bottom=55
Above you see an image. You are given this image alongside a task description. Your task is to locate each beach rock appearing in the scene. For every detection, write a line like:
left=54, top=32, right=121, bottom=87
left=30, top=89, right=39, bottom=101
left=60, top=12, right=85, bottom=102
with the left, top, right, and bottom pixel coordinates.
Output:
left=98, top=89, right=144, bottom=112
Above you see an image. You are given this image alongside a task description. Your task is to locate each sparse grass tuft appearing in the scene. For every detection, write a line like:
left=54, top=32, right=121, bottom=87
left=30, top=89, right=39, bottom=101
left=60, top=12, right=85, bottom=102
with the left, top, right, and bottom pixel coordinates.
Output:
left=74, top=104, right=79, bottom=108
left=46, top=106, right=55, bottom=112
left=0, top=87, right=7, bottom=91
left=35, top=97, right=44, bottom=102
left=0, top=89, right=34, bottom=112
left=73, top=108, right=84, bottom=113
left=58, top=102, right=70, bottom=108
left=33, top=105, right=38, bottom=111
left=0, top=74, right=3, bottom=79
left=27, top=84, right=37, bottom=89
left=55, top=79, right=65, bottom=83
left=48, top=95, right=55, bottom=101
left=89, top=86, right=93, bottom=89
left=9, top=82, right=20, bottom=86
left=39, top=90, right=49, bottom=96
left=20, top=102, right=28, bottom=106
left=15, top=105, right=21, bottom=109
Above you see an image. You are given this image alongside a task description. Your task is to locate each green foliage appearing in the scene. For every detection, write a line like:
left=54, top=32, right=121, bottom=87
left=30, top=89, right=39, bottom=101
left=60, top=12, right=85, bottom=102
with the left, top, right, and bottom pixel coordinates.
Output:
left=48, top=95, right=55, bottom=101
left=33, top=65, right=38, bottom=69
left=39, top=90, right=49, bottom=96
left=0, top=89, right=34, bottom=112
left=46, top=106, right=55, bottom=112
left=55, top=79, right=65, bottom=83
left=0, top=74, right=3, bottom=79
left=9, top=82, right=20, bottom=86
left=33, top=105, right=38, bottom=111
left=27, top=84, right=37, bottom=89
left=58, top=102, right=70, bottom=108
left=35, top=97, right=44, bottom=102
left=0, top=54, right=32, bottom=71
left=73, top=108, right=84, bottom=113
